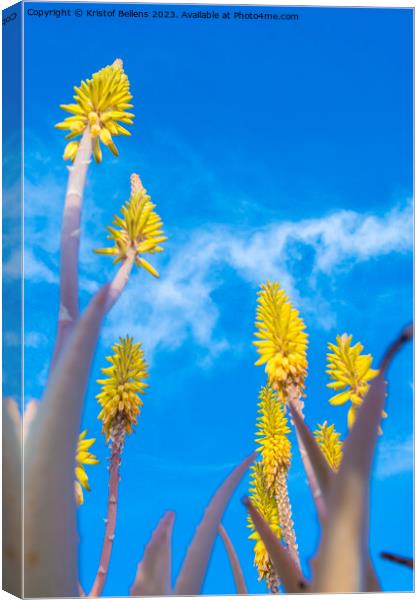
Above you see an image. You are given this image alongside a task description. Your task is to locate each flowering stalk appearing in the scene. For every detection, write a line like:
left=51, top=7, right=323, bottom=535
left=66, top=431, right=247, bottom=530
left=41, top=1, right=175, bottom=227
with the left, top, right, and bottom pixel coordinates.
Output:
left=51, top=129, right=92, bottom=368
left=88, top=416, right=124, bottom=597
left=95, top=173, right=166, bottom=302
left=51, top=59, right=134, bottom=369
left=88, top=336, right=148, bottom=596
left=252, top=283, right=308, bottom=579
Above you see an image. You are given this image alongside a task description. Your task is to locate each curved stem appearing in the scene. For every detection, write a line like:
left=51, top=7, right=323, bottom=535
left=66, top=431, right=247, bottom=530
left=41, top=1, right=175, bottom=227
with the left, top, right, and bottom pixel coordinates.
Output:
left=51, top=129, right=93, bottom=369
left=106, top=251, right=136, bottom=312
left=88, top=439, right=122, bottom=597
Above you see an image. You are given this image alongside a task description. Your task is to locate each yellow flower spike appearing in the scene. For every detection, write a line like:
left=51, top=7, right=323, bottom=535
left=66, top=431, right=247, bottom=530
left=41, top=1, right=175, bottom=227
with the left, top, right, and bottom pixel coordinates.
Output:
left=74, top=430, right=99, bottom=507
left=256, top=385, right=291, bottom=488
left=248, top=461, right=281, bottom=587
left=254, top=282, right=308, bottom=403
left=314, top=421, right=343, bottom=472
left=97, top=336, right=149, bottom=442
left=326, top=333, right=384, bottom=430
left=55, top=58, right=134, bottom=163
left=94, top=174, right=166, bottom=278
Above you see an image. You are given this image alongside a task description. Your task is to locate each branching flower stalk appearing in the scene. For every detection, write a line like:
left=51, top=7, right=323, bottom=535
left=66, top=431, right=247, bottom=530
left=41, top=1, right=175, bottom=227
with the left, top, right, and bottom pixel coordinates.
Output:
left=88, top=336, right=148, bottom=597
left=51, top=58, right=134, bottom=369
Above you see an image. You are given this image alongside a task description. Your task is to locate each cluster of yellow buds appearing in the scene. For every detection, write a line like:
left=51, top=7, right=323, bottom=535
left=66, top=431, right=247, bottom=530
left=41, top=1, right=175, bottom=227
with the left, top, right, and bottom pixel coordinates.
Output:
left=75, top=430, right=99, bottom=506
left=95, top=174, right=166, bottom=278
left=314, top=421, right=343, bottom=472
left=327, top=334, right=381, bottom=429
left=254, top=282, right=308, bottom=404
left=248, top=461, right=282, bottom=587
left=55, top=59, right=134, bottom=163
left=97, top=336, right=149, bottom=442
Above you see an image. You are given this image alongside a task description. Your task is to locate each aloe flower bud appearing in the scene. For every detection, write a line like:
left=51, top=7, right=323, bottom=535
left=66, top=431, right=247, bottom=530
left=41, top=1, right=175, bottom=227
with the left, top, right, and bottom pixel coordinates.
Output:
left=55, top=59, right=134, bottom=163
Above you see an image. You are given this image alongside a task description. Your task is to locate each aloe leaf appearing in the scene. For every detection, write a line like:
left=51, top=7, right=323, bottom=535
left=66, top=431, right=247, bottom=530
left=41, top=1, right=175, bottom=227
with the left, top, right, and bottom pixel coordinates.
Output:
left=218, top=525, right=247, bottom=594
left=130, top=512, right=175, bottom=596
left=3, top=399, right=22, bottom=597
left=290, top=404, right=381, bottom=590
left=24, top=285, right=109, bottom=597
left=313, top=325, right=412, bottom=593
left=288, top=403, right=331, bottom=520
left=313, top=373, right=387, bottom=592
left=174, top=452, right=255, bottom=595
left=243, top=496, right=307, bottom=593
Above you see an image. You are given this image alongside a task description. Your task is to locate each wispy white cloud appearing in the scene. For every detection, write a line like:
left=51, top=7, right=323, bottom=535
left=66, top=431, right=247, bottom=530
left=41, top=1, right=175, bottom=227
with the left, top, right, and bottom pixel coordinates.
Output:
left=5, top=247, right=60, bottom=285
left=375, top=434, right=413, bottom=479
left=105, top=200, right=413, bottom=361
left=22, top=139, right=413, bottom=364
left=25, top=332, right=49, bottom=349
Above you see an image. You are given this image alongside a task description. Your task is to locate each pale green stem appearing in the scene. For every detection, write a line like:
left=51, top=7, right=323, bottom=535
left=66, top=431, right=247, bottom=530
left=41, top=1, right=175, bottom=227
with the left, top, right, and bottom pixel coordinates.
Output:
left=51, top=129, right=93, bottom=369
left=106, top=250, right=136, bottom=312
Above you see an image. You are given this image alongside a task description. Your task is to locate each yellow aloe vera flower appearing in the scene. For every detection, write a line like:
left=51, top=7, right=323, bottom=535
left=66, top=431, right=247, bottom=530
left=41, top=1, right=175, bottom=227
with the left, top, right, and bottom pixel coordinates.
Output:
left=254, top=282, right=308, bottom=403
left=314, top=421, right=343, bottom=472
left=94, top=174, right=166, bottom=278
left=326, top=333, right=384, bottom=429
left=256, top=385, right=291, bottom=488
left=97, top=336, right=149, bottom=442
left=248, top=461, right=282, bottom=582
left=55, top=58, right=134, bottom=163
left=75, top=430, right=99, bottom=507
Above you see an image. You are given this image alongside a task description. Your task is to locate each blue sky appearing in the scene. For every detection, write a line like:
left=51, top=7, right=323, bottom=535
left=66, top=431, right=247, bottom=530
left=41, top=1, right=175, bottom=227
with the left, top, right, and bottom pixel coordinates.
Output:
left=5, top=2, right=414, bottom=594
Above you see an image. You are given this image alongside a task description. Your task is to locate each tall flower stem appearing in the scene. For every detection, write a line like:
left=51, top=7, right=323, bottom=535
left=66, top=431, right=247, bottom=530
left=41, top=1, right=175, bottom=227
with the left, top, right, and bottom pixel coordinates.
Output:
left=88, top=421, right=124, bottom=597
left=51, top=129, right=92, bottom=369
left=106, top=250, right=136, bottom=312
left=274, top=468, right=300, bottom=569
